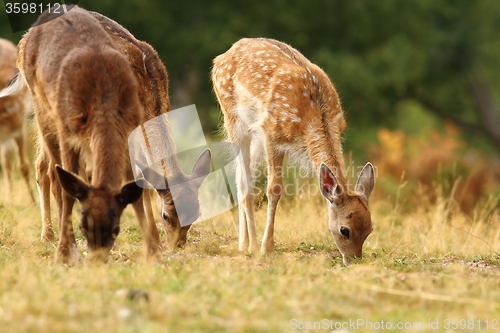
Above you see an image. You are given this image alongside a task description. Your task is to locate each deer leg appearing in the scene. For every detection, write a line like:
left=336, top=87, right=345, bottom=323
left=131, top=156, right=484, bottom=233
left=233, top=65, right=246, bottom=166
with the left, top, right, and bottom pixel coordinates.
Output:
left=235, top=141, right=259, bottom=254
left=36, top=147, right=54, bottom=242
left=0, top=143, right=14, bottom=194
left=261, top=147, right=284, bottom=255
left=142, top=189, right=161, bottom=249
left=14, top=127, right=35, bottom=203
left=55, top=147, right=80, bottom=264
left=131, top=188, right=160, bottom=260
left=236, top=161, right=249, bottom=251
left=126, top=164, right=160, bottom=259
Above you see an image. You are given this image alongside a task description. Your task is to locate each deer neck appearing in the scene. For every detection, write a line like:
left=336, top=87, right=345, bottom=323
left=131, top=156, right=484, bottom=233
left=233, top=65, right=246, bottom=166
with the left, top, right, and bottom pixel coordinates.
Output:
left=306, top=122, right=349, bottom=190
left=90, top=130, right=126, bottom=189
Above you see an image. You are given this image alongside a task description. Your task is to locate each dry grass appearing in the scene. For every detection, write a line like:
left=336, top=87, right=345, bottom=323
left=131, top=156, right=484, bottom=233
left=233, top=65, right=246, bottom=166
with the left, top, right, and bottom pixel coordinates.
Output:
left=0, top=166, right=500, bottom=332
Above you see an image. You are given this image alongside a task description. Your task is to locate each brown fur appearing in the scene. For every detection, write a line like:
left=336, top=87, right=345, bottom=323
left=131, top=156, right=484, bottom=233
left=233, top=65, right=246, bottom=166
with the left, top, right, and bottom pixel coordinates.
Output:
left=0, top=38, right=35, bottom=202
left=212, top=38, right=375, bottom=265
left=17, top=7, right=148, bottom=263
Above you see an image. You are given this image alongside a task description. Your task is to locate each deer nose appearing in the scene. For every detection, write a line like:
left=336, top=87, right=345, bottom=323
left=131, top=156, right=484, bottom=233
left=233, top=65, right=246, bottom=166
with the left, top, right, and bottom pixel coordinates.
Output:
left=342, top=251, right=362, bottom=266
left=87, top=247, right=111, bottom=263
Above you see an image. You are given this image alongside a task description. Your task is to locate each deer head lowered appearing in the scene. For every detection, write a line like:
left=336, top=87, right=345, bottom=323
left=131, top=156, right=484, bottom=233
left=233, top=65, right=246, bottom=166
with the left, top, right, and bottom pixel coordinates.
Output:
left=136, top=148, right=212, bottom=248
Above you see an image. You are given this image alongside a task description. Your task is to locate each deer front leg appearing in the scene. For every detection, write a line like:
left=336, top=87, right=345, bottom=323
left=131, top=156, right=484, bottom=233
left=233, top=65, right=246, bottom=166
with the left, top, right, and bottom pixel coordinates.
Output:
left=130, top=190, right=160, bottom=260
left=261, top=148, right=284, bottom=255
left=236, top=148, right=259, bottom=254
left=55, top=147, right=80, bottom=264
left=126, top=165, right=160, bottom=259
left=238, top=197, right=249, bottom=252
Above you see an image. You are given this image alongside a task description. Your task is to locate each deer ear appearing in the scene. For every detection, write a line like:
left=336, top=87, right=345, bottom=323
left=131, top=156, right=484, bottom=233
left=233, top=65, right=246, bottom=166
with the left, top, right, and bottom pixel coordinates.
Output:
left=319, top=163, right=345, bottom=206
left=56, top=165, right=89, bottom=201
left=116, top=181, right=143, bottom=206
left=190, top=148, right=212, bottom=188
left=355, top=162, right=375, bottom=205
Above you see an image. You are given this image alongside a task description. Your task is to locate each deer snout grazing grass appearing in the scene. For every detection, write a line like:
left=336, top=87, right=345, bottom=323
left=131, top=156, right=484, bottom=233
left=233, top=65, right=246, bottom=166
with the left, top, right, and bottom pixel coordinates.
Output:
left=212, top=38, right=375, bottom=265
left=137, top=148, right=212, bottom=248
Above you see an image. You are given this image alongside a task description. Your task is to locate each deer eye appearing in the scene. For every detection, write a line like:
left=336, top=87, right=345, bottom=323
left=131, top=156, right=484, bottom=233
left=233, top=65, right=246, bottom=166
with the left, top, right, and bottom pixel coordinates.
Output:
left=340, top=226, right=350, bottom=239
left=162, top=212, right=169, bottom=221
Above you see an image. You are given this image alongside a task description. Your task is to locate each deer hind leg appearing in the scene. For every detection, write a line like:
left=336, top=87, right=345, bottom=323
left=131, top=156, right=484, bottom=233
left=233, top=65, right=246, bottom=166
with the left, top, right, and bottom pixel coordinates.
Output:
left=0, top=142, right=14, bottom=195
left=36, top=146, right=54, bottom=242
left=261, top=144, right=284, bottom=255
left=14, top=127, right=35, bottom=203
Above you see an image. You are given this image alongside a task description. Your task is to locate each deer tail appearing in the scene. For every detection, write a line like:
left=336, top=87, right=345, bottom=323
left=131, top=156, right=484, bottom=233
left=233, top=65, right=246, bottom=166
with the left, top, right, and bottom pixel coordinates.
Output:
left=0, top=71, right=26, bottom=98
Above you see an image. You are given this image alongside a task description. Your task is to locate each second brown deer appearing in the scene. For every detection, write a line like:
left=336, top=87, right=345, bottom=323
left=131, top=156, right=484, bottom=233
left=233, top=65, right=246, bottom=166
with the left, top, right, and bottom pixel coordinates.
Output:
left=89, top=10, right=212, bottom=249
left=212, top=38, right=375, bottom=265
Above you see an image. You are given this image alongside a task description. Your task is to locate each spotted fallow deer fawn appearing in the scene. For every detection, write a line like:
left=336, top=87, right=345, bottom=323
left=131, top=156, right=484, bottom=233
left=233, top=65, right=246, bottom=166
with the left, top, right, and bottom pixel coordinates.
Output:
left=212, top=38, right=375, bottom=265
left=0, top=38, right=35, bottom=202
left=1, top=7, right=151, bottom=263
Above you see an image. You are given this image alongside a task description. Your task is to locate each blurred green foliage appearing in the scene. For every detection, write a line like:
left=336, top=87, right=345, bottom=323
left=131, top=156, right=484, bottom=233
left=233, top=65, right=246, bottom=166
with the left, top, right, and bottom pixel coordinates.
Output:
left=1, top=0, right=499, bottom=157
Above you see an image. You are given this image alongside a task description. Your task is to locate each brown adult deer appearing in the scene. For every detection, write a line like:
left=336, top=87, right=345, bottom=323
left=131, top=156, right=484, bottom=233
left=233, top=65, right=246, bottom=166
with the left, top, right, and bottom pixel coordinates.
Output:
left=212, top=38, right=375, bottom=265
left=2, top=7, right=151, bottom=263
left=89, top=11, right=212, bottom=250
left=0, top=38, right=35, bottom=202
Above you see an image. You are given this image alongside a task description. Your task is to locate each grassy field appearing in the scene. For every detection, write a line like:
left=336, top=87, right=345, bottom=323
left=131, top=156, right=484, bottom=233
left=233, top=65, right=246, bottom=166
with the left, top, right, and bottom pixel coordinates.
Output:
left=0, top=168, right=499, bottom=333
